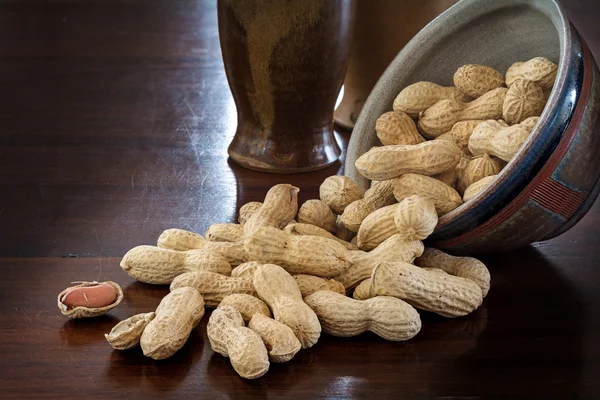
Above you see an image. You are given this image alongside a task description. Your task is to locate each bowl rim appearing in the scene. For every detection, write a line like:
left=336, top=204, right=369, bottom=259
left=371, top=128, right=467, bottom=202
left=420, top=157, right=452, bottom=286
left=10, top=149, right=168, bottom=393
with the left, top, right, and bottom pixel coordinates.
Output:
left=345, top=0, right=572, bottom=232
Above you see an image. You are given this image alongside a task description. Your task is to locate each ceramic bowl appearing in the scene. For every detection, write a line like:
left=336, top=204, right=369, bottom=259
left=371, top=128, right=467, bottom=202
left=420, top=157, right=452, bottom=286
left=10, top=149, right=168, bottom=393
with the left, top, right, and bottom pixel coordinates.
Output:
left=345, top=0, right=600, bottom=255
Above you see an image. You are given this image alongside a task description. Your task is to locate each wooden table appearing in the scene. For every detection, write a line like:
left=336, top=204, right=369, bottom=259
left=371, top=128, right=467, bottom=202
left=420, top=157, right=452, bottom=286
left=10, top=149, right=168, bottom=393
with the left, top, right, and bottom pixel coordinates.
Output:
left=1, top=1, right=599, bottom=398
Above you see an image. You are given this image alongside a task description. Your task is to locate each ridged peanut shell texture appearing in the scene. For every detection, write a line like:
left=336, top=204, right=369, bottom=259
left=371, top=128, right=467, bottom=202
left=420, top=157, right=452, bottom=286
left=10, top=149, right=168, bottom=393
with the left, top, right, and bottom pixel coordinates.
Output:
left=453, top=64, right=505, bottom=98
left=355, top=140, right=461, bottom=181
left=244, top=184, right=299, bottom=236
left=372, top=262, right=483, bottom=318
left=393, top=81, right=470, bottom=118
left=105, top=312, right=155, bottom=350
left=244, top=227, right=350, bottom=278
left=463, top=175, right=497, bottom=202
left=340, top=179, right=396, bottom=232
left=394, top=195, right=438, bottom=241
left=120, top=245, right=231, bottom=284
left=297, top=199, right=336, bottom=233
left=333, top=236, right=424, bottom=290
left=238, top=202, right=263, bottom=225
left=218, top=294, right=271, bottom=322
left=57, top=281, right=123, bottom=319
left=469, top=119, right=534, bottom=162
left=457, top=154, right=503, bottom=194
left=505, top=57, right=558, bottom=90
left=416, top=247, right=491, bottom=297
left=376, top=111, right=426, bottom=146
left=450, top=120, right=485, bottom=154
left=304, top=290, right=421, bottom=341
left=253, top=264, right=321, bottom=349
left=502, top=78, right=545, bottom=125
left=284, top=223, right=357, bottom=250
left=207, top=306, right=270, bottom=379
left=170, top=271, right=256, bottom=307
left=356, top=204, right=399, bottom=251
left=319, top=176, right=363, bottom=215
left=140, top=287, right=205, bottom=360
left=418, top=87, right=508, bottom=136
left=157, top=228, right=248, bottom=266
left=352, top=278, right=376, bottom=300
left=393, top=173, right=463, bottom=216
left=205, top=223, right=244, bottom=242
left=293, top=274, right=345, bottom=297
left=248, top=314, right=301, bottom=363
left=230, top=261, right=263, bottom=278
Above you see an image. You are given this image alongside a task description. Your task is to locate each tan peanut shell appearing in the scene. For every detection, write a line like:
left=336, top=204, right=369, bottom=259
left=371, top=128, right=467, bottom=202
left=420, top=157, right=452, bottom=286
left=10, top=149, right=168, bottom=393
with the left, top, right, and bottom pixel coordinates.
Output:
left=170, top=271, right=256, bottom=307
left=418, top=87, right=508, bottom=136
left=355, top=140, right=461, bottom=181
left=333, top=236, right=424, bottom=290
left=371, top=262, right=483, bottom=318
left=319, top=176, right=363, bottom=215
left=376, top=111, right=426, bottom=145
left=453, top=64, right=505, bottom=98
left=238, top=202, right=263, bottom=225
left=520, top=116, right=540, bottom=131
left=463, top=175, right=498, bottom=202
left=244, top=226, right=351, bottom=278
left=356, top=203, right=398, bottom=251
left=457, top=154, right=503, bottom=194
left=207, top=305, right=270, bottom=379
left=120, top=245, right=231, bottom=284
left=284, top=222, right=357, bottom=250
left=231, top=261, right=263, bottom=278
left=502, top=78, right=545, bottom=124
left=304, top=290, right=421, bottom=341
left=105, top=312, right=155, bottom=350
left=352, top=278, right=376, bottom=300
left=433, top=152, right=469, bottom=188
left=505, top=57, right=558, bottom=90
left=394, top=195, right=438, bottom=241
left=415, top=247, right=491, bottom=297
left=393, top=173, right=463, bottom=216
left=340, top=179, right=397, bottom=232
left=244, top=184, right=299, bottom=236
left=469, top=119, right=534, bottom=162
left=140, top=287, right=205, bottom=360
left=253, top=264, right=321, bottom=349
left=206, top=223, right=244, bottom=242
left=451, top=120, right=485, bottom=154
left=218, top=293, right=271, bottom=322
left=248, top=314, right=301, bottom=363
left=157, top=228, right=248, bottom=266
left=57, top=281, right=123, bottom=319
left=293, top=274, right=345, bottom=297
left=297, top=199, right=337, bottom=233
left=393, top=81, right=471, bottom=118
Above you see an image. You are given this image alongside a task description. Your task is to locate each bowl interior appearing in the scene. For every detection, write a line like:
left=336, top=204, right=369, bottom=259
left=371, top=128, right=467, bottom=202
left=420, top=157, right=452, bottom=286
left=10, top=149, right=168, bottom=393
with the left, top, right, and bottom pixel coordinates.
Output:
left=345, top=0, right=566, bottom=227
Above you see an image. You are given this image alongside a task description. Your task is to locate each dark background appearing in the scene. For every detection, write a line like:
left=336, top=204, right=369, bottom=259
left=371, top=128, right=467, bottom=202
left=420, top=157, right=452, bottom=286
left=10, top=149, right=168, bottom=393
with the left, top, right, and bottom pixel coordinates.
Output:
left=0, top=0, right=599, bottom=398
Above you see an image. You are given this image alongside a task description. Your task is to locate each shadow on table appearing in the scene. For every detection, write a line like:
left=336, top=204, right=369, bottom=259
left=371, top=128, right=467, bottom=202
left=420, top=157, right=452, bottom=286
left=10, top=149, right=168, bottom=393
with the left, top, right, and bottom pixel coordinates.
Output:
left=103, top=328, right=205, bottom=393
left=59, top=315, right=120, bottom=346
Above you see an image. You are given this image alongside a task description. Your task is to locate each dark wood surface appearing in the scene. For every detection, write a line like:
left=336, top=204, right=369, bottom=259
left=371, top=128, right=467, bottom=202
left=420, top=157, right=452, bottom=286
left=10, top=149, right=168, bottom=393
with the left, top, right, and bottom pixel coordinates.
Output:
left=0, top=1, right=599, bottom=398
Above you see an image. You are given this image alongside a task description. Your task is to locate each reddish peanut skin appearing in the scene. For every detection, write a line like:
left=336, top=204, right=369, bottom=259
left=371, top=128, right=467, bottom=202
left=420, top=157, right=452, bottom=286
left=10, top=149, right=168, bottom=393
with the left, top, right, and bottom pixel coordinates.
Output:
left=60, top=282, right=118, bottom=309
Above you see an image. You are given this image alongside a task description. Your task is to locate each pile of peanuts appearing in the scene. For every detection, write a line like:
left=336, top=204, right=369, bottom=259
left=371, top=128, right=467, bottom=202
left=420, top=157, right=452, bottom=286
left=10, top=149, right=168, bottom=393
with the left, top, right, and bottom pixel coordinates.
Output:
left=56, top=56, right=556, bottom=380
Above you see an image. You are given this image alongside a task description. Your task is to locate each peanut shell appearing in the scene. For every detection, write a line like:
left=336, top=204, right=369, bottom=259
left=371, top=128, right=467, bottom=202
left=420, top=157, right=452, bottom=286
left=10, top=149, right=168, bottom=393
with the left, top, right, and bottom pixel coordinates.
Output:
left=304, top=290, right=421, bottom=341
left=170, top=271, right=256, bottom=307
left=372, top=262, right=483, bottom=318
left=393, top=173, right=463, bottom=216
left=376, top=111, right=426, bottom=145
left=105, top=312, right=155, bottom=350
left=319, top=175, right=363, bottom=215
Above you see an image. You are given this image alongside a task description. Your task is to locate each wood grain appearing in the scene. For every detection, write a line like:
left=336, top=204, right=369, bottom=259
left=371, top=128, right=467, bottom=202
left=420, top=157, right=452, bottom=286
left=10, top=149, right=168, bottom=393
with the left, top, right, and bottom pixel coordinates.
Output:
left=0, top=0, right=598, bottom=398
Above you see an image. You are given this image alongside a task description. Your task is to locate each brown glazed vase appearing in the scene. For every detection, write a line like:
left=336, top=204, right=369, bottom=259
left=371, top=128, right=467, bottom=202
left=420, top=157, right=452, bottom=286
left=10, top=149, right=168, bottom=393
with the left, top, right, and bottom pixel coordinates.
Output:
left=334, top=0, right=457, bottom=130
left=218, top=0, right=356, bottom=173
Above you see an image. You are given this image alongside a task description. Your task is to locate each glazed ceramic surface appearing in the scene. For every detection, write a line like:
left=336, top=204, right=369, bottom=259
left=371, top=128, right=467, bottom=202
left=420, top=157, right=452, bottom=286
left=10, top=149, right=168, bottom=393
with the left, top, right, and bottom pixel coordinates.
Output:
left=345, top=0, right=600, bottom=254
left=334, top=0, right=457, bottom=130
left=219, top=0, right=355, bottom=173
